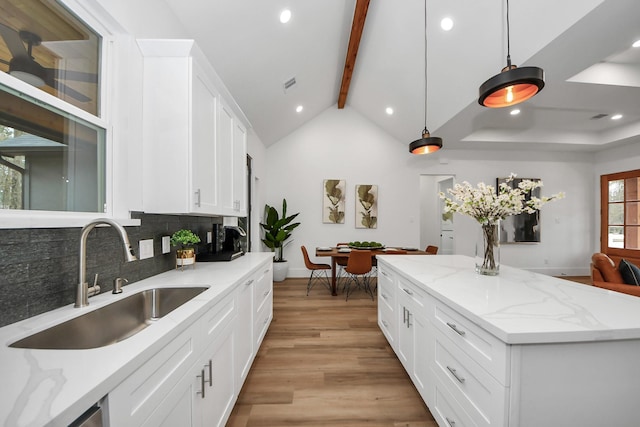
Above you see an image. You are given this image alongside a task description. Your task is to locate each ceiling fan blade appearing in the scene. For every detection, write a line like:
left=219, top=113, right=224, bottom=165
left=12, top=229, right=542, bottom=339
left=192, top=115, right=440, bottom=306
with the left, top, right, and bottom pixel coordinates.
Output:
left=51, top=80, right=91, bottom=103
left=45, top=67, right=98, bottom=84
left=0, top=23, right=28, bottom=59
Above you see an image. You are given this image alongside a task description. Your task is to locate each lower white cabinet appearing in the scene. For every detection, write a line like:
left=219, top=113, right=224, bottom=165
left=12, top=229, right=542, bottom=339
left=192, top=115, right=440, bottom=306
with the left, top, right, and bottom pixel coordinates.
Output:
left=377, top=266, right=397, bottom=349
left=107, top=260, right=272, bottom=427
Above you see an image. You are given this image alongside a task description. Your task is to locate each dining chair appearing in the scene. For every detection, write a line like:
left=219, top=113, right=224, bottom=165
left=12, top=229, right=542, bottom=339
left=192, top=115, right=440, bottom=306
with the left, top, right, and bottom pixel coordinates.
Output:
left=335, top=242, right=349, bottom=286
left=425, top=245, right=439, bottom=254
left=343, top=250, right=374, bottom=301
left=301, top=246, right=332, bottom=295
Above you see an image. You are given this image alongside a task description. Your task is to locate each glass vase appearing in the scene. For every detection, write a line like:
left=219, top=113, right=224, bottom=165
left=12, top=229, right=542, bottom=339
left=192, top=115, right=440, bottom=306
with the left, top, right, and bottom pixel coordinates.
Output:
left=476, top=222, right=500, bottom=275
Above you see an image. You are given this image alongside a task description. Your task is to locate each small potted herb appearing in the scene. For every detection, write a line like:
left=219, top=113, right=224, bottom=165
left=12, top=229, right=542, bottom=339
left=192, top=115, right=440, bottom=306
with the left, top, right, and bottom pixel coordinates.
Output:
left=170, top=229, right=201, bottom=268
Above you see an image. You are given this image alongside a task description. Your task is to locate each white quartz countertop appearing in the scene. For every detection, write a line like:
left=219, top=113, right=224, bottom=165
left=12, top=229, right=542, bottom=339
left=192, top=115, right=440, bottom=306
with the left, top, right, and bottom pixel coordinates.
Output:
left=377, top=254, right=640, bottom=345
left=0, top=253, right=272, bottom=427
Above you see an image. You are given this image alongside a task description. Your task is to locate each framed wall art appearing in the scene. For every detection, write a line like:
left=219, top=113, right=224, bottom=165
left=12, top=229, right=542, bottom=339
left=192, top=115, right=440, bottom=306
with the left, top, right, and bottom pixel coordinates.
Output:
left=323, top=179, right=345, bottom=224
left=355, top=184, right=378, bottom=229
left=497, top=177, right=541, bottom=243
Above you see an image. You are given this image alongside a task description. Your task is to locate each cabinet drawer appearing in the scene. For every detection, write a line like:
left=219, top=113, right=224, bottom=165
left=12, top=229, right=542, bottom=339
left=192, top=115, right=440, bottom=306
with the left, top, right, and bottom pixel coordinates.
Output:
left=254, top=295, right=272, bottom=348
left=431, top=300, right=509, bottom=384
left=378, top=300, right=396, bottom=348
left=433, top=329, right=507, bottom=427
left=432, top=376, right=477, bottom=427
left=377, top=268, right=396, bottom=310
left=203, top=293, right=235, bottom=340
left=397, top=276, right=427, bottom=309
left=107, top=325, right=200, bottom=426
left=378, top=277, right=395, bottom=312
left=254, top=265, right=273, bottom=314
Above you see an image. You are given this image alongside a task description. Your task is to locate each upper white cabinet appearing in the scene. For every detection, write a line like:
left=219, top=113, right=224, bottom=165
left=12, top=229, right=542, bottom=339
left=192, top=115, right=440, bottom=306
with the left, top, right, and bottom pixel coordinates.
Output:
left=217, top=99, right=247, bottom=216
left=138, top=39, right=247, bottom=216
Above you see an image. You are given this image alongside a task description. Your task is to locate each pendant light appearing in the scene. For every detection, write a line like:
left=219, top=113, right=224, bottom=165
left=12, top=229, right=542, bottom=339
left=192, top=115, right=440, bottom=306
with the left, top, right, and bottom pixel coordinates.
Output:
left=409, top=0, right=442, bottom=155
left=478, top=0, right=544, bottom=108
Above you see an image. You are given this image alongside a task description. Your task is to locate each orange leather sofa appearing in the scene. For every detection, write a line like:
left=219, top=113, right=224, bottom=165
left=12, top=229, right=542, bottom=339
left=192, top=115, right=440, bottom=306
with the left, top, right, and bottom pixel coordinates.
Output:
left=590, top=253, right=640, bottom=297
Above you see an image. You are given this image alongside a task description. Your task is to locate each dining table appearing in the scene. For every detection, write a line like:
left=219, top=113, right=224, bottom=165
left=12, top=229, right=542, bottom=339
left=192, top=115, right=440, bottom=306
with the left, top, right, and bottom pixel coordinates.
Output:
left=315, top=246, right=432, bottom=296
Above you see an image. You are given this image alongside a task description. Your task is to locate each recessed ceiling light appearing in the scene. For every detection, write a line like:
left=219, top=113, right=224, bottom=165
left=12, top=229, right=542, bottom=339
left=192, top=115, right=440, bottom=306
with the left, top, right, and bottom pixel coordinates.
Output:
left=632, top=39, right=640, bottom=48
left=296, top=105, right=303, bottom=113
left=611, top=114, right=623, bottom=120
left=385, top=107, right=394, bottom=115
left=510, top=109, right=520, bottom=115
left=440, top=17, right=454, bottom=31
left=280, top=9, right=291, bottom=24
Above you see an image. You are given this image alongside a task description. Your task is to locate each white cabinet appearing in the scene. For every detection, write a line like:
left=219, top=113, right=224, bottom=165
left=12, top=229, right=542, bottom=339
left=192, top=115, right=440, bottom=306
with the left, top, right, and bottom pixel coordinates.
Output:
left=235, top=275, right=254, bottom=385
left=107, top=292, right=234, bottom=427
left=217, top=99, right=247, bottom=216
left=395, top=276, right=432, bottom=404
left=377, top=266, right=397, bottom=349
left=138, top=39, right=247, bottom=216
left=107, top=259, right=273, bottom=427
left=253, top=262, right=273, bottom=348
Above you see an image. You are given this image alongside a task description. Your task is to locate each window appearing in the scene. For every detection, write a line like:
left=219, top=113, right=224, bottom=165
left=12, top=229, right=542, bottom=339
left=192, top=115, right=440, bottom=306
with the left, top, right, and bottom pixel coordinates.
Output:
left=601, top=170, right=640, bottom=256
left=0, top=83, right=105, bottom=212
left=0, top=1, right=107, bottom=216
left=0, top=0, right=101, bottom=115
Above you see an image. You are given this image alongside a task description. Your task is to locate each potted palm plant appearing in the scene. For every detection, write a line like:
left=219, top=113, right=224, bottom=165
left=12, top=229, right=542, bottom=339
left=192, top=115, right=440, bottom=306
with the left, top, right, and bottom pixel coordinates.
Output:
left=170, top=229, right=201, bottom=269
left=260, top=199, right=300, bottom=281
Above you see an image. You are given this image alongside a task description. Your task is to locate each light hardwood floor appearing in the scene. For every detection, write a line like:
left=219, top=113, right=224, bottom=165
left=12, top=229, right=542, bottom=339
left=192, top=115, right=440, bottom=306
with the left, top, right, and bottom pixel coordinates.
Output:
left=227, top=277, right=437, bottom=427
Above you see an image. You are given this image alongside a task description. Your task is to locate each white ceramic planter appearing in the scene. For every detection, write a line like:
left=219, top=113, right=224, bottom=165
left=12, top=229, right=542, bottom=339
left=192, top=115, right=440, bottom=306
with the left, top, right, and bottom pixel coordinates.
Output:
left=272, top=261, right=289, bottom=282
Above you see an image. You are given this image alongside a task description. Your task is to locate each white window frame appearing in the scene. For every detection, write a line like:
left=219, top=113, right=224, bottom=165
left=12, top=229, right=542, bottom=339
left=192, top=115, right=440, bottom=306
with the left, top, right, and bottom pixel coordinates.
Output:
left=0, top=0, right=139, bottom=228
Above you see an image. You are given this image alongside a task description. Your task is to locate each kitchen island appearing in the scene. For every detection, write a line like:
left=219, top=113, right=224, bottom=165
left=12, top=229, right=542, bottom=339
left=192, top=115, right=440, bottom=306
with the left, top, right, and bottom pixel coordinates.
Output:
left=0, top=253, right=273, bottom=427
left=377, top=254, right=640, bottom=427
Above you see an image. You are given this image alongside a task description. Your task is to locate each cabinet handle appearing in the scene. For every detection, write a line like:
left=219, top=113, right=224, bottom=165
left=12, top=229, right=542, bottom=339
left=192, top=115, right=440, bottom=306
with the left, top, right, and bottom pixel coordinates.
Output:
left=402, top=307, right=407, bottom=325
left=382, top=320, right=389, bottom=327
left=446, top=322, right=466, bottom=336
left=196, top=368, right=206, bottom=398
left=406, top=311, right=412, bottom=328
left=264, top=290, right=269, bottom=297
left=264, top=269, right=270, bottom=274
left=381, top=292, right=388, bottom=301
left=204, top=359, right=213, bottom=387
left=446, top=366, right=466, bottom=384
left=445, top=417, right=456, bottom=426
left=402, top=288, right=413, bottom=295
left=195, top=189, right=201, bottom=207
left=263, top=316, right=269, bottom=325
left=245, top=279, right=254, bottom=286
left=381, top=271, right=390, bottom=278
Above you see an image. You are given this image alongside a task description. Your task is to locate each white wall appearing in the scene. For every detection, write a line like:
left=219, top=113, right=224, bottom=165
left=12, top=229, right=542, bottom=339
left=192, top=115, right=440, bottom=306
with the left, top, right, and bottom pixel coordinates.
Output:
left=267, top=105, right=596, bottom=278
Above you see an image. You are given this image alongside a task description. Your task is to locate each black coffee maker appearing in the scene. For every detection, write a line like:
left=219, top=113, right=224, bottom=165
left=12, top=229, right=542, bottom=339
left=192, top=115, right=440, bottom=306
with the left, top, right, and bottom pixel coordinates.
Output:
left=197, top=223, right=245, bottom=262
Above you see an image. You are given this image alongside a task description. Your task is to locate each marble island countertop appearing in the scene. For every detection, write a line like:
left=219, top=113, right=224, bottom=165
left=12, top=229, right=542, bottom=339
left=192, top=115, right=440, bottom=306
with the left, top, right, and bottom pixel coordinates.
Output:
left=0, top=253, right=272, bottom=427
left=377, top=254, right=640, bottom=345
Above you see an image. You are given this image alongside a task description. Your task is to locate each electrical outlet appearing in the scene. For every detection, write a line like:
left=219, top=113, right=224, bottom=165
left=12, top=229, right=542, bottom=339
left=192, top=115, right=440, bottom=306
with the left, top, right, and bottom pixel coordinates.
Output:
left=162, top=236, right=171, bottom=254
left=207, top=231, right=212, bottom=243
left=139, top=239, right=154, bottom=260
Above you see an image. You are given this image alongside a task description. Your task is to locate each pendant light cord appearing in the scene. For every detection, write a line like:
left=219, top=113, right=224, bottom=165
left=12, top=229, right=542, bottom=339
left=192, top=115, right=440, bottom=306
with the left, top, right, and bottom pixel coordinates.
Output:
left=423, top=0, right=428, bottom=131
left=506, top=0, right=511, bottom=67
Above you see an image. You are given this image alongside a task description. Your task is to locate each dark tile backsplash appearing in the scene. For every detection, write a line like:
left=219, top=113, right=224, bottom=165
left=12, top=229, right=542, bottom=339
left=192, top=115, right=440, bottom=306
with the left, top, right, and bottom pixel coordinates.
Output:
left=0, top=212, right=222, bottom=327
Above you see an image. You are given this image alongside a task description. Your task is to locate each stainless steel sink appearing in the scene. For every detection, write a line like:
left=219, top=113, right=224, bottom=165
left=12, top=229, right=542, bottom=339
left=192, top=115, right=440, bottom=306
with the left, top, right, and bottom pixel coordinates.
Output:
left=10, top=287, right=208, bottom=350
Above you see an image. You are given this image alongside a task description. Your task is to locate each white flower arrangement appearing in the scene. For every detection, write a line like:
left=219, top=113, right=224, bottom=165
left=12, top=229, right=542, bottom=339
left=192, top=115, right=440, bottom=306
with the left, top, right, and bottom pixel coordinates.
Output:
left=439, top=173, right=565, bottom=225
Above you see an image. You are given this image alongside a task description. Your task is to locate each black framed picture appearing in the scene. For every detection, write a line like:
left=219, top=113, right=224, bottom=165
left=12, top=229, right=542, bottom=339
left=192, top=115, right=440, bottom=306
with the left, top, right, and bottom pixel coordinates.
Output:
left=497, top=177, right=541, bottom=243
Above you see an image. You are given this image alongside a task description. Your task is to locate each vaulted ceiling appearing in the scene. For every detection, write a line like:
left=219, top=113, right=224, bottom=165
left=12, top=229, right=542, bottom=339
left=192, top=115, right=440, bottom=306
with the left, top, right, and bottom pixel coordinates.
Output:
left=14, top=0, right=640, bottom=153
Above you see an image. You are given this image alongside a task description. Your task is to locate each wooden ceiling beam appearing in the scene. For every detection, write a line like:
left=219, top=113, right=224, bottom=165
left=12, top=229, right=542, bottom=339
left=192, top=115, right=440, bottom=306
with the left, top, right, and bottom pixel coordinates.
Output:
left=337, top=0, right=370, bottom=109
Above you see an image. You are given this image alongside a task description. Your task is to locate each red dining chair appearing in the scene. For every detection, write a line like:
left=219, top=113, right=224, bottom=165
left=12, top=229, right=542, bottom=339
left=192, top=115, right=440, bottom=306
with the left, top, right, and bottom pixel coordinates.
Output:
left=301, top=246, right=331, bottom=295
left=425, top=245, right=439, bottom=254
left=343, top=250, right=373, bottom=301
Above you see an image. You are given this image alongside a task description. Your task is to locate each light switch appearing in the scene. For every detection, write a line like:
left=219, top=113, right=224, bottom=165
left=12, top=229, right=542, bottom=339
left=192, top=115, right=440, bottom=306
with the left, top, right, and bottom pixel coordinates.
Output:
left=162, top=236, right=171, bottom=254
left=139, top=239, right=154, bottom=260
